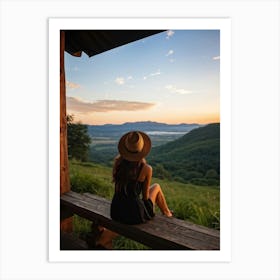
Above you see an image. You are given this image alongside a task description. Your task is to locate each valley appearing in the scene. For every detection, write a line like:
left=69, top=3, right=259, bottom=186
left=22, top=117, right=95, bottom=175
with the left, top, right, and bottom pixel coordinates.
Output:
left=87, top=122, right=220, bottom=186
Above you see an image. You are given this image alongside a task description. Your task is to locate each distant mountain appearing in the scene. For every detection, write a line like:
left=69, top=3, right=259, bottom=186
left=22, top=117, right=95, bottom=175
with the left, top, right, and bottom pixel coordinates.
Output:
left=88, top=121, right=203, bottom=167
left=147, top=123, right=220, bottom=186
left=87, top=121, right=202, bottom=137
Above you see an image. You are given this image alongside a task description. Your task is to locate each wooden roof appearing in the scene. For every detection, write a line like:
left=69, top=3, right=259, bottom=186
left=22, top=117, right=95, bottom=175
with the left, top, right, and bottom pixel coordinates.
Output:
left=64, top=30, right=164, bottom=57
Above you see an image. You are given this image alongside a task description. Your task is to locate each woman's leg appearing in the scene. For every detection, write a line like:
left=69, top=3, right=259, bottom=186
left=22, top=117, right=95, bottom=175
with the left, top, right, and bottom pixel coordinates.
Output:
left=149, top=183, right=172, bottom=217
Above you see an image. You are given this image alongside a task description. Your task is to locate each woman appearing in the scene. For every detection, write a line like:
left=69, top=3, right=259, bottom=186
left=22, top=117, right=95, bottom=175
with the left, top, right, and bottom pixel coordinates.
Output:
left=110, top=130, right=173, bottom=225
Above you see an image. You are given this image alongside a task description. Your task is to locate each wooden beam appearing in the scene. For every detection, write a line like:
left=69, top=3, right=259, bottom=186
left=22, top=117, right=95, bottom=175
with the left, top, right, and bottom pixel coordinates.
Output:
left=60, top=30, right=72, bottom=232
left=61, top=192, right=220, bottom=250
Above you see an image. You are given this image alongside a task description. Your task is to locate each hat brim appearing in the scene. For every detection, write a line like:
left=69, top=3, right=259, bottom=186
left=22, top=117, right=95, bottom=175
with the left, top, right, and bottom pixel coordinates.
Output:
left=118, top=131, right=151, bottom=162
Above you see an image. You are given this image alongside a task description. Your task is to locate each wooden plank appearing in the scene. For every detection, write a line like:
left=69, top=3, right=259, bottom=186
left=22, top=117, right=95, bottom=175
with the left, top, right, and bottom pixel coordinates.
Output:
left=74, top=192, right=219, bottom=246
left=158, top=215, right=220, bottom=238
left=142, top=216, right=219, bottom=249
left=60, top=191, right=220, bottom=250
left=70, top=192, right=220, bottom=248
left=62, top=192, right=220, bottom=249
left=82, top=192, right=219, bottom=237
left=61, top=192, right=219, bottom=250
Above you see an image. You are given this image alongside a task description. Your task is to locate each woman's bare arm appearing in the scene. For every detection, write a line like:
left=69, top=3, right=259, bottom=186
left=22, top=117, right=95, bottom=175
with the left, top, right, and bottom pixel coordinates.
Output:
left=142, top=164, right=152, bottom=200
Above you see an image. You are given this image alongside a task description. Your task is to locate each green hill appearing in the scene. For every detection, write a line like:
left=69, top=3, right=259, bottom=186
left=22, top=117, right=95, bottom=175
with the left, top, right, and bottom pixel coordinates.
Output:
left=147, top=123, right=220, bottom=186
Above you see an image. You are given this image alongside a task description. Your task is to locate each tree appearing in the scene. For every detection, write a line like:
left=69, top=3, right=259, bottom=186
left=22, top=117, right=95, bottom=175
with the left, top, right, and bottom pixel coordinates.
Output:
left=67, top=114, right=91, bottom=161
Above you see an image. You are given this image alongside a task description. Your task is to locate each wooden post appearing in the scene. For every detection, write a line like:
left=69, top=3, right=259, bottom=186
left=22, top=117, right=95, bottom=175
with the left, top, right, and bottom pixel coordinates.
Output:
left=60, top=30, right=72, bottom=232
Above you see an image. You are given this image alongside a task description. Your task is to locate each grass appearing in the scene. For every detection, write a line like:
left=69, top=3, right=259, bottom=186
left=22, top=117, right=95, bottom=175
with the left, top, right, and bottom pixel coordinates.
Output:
left=69, top=159, right=220, bottom=249
left=70, top=160, right=114, bottom=198
left=156, top=179, right=220, bottom=229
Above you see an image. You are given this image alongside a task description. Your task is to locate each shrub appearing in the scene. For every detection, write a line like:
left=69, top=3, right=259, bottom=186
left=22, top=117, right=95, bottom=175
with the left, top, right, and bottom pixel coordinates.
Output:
left=184, top=171, right=204, bottom=180
left=153, top=164, right=172, bottom=180
left=190, top=178, right=209, bottom=186
left=70, top=172, right=98, bottom=193
left=205, top=169, right=219, bottom=179
left=206, top=178, right=219, bottom=186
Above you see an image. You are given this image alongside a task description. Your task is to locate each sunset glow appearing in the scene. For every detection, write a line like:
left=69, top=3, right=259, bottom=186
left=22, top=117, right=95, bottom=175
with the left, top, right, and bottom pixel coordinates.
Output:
left=65, top=30, right=220, bottom=125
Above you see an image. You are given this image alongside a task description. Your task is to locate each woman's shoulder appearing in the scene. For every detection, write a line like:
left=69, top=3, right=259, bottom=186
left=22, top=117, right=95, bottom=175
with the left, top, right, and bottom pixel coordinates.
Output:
left=141, top=162, right=152, bottom=175
left=138, top=162, right=152, bottom=182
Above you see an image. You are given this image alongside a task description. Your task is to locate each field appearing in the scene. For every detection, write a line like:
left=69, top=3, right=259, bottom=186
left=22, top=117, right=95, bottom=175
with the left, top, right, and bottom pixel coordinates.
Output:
left=91, top=132, right=186, bottom=148
left=69, top=160, right=220, bottom=249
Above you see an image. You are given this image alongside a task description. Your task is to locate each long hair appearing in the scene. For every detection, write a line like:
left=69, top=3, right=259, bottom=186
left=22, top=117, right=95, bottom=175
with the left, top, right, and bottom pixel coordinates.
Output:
left=113, top=154, right=146, bottom=193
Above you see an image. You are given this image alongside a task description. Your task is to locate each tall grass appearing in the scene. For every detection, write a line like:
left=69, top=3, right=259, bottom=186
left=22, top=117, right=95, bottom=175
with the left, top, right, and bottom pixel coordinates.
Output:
left=154, top=178, right=220, bottom=229
left=70, top=160, right=114, bottom=198
left=69, top=160, right=220, bottom=249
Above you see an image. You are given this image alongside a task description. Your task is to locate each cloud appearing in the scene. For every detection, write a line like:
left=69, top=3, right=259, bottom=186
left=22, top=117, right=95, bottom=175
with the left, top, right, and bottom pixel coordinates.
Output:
left=115, top=77, right=125, bottom=85
left=165, top=85, right=174, bottom=91
left=67, top=97, right=155, bottom=113
left=166, top=49, right=174, bottom=57
left=166, top=30, right=175, bottom=39
left=143, top=70, right=161, bottom=80
left=212, top=56, right=220, bottom=60
left=175, top=88, right=192, bottom=95
left=165, top=85, right=192, bottom=95
left=149, top=70, right=161, bottom=77
left=66, top=81, right=81, bottom=89
left=115, top=76, right=134, bottom=85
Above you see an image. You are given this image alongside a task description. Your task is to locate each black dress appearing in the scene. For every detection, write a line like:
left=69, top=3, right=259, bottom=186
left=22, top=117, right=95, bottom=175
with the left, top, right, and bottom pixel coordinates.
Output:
left=110, top=164, right=155, bottom=225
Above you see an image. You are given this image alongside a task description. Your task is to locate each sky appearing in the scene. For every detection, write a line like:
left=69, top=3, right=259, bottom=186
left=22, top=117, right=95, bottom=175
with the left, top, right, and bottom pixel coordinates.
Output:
left=65, top=30, right=220, bottom=125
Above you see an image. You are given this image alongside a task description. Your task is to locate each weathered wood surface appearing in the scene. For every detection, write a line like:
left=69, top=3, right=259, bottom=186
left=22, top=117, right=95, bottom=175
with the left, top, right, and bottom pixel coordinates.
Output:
left=60, top=30, right=70, bottom=194
left=61, top=191, right=220, bottom=250
left=60, top=30, right=72, bottom=232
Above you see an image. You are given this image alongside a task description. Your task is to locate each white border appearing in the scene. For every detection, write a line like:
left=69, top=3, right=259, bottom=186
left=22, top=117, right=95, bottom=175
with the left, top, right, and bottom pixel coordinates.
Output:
left=49, top=18, right=231, bottom=262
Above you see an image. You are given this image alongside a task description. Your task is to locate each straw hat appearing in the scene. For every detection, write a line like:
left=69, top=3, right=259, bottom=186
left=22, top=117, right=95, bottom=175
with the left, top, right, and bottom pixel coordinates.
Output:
left=118, top=131, right=151, bottom=161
